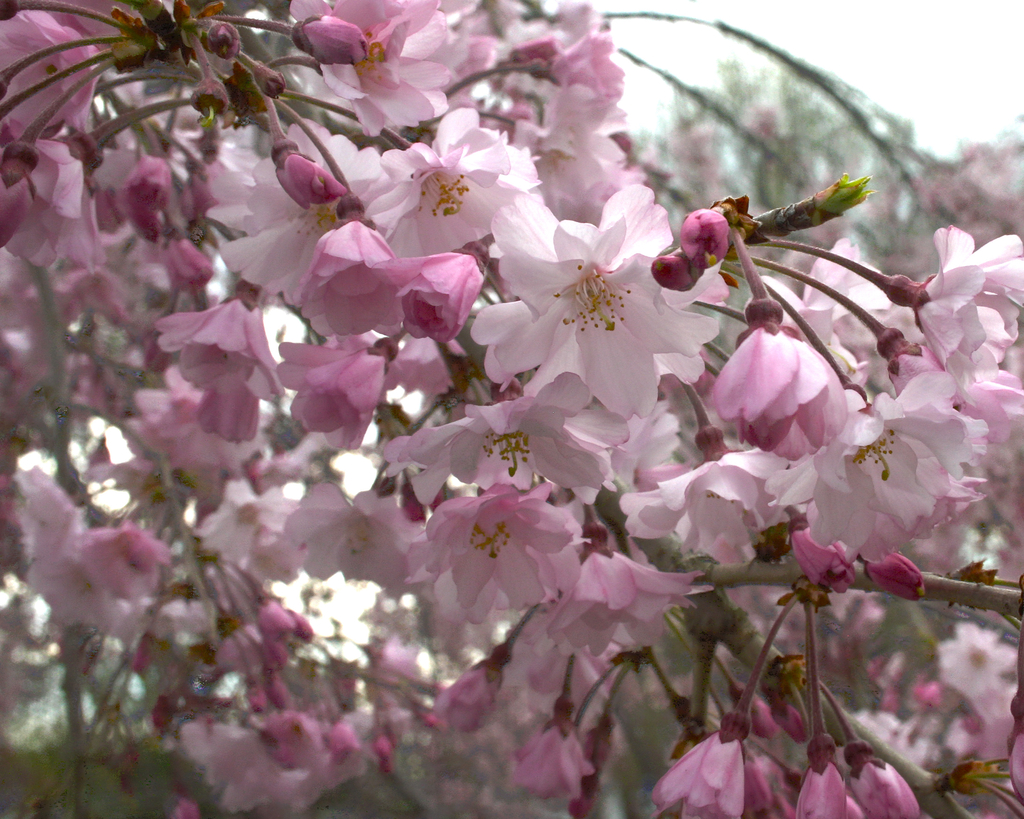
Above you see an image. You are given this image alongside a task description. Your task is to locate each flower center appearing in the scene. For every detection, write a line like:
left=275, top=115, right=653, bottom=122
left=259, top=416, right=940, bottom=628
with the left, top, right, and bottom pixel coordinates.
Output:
left=471, top=521, right=510, bottom=558
left=420, top=172, right=469, bottom=217
left=852, top=429, right=896, bottom=481
left=556, top=269, right=630, bottom=332
left=354, top=38, right=386, bottom=75
left=299, top=202, right=339, bottom=237
left=482, top=431, right=530, bottom=477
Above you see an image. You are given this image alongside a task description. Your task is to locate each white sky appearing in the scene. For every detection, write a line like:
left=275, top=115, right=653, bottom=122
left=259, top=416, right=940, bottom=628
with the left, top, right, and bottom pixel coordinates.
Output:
left=601, top=0, right=1024, bottom=157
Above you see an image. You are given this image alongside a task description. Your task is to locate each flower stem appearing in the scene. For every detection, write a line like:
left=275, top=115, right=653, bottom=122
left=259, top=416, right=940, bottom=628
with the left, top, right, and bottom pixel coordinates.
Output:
left=735, top=595, right=799, bottom=715
left=750, top=253, right=887, bottom=335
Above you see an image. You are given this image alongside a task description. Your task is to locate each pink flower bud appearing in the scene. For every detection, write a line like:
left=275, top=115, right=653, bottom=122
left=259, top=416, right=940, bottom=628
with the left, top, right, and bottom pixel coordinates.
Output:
left=651, top=731, right=745, bottom=817
left=388, top=253, right=483, bottom=342
left=275, top=153, right=347, bottom=209
left=849, top=759, right=919, bottom=819
left=651, top=254, right=702, bottom=292
left=680, top=208, right=730, bottom=269
left=166, top=239, right=214, bottom=291
left=206, top=21, right=240, bottom=59
left=791, top=528, right=854, bottom=593
left=864, top=554, right=924, bottom=600
left=511, top=35, right=560, bottom=64
left=295, top=16, right=368, bottom=65
left=327, top=720, right=361, bottom=765
left=434, top=663, right=501, bottom=732
left=123, top=156, right=172, bottom=242
left=796, top=760, right=847, bottom=819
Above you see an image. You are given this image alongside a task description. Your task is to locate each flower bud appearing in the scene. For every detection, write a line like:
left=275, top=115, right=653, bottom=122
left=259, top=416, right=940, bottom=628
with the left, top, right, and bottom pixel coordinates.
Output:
left=2, top=140, right=39, bottom=185
left=206, top=21, right=240, bottom=59
left=651, top=254, right=701, bottom=292
left=680, top=208, right=730, bottom=269
left=251, top=62, right=286, bottom=97
left=166, top=239, right=214, bottom=291
left=190, top=77, right=230, bottom=122
left=293, top=16, right=368, bottom=65
left=864, top=553, right=924, bottom=600
left=275, top=153, right=347, bottom=209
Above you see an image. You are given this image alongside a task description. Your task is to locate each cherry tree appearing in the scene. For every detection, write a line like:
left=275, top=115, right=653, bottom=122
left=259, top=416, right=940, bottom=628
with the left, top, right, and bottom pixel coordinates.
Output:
left=3, top=0, right=1024, bottom=817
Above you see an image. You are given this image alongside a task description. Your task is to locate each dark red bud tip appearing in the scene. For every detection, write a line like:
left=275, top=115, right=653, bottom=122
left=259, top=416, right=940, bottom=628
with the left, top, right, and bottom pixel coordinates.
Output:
left=718, top=710, right=751, bottom=743
left=743, top=297, right=784, bottom=329
left=252, top=64, right=286, bottom=97
left=270, top=138, right=299, bottom=168
left=652, top=255, right=702, bottom=292
left=884, top=274, right=929, bottom=309
left=335, top=191, right=366, bottom=223
left=876, top=326, right=918, bottom=362
left=695, top=424, right=728, bottom=462
left=0, top=0, right=19, bottom=20
left=843, top=739, right=875, bottom=776
left=207, top=21, right=240, bottom=60
left=1, top=140, right=38, bottom=186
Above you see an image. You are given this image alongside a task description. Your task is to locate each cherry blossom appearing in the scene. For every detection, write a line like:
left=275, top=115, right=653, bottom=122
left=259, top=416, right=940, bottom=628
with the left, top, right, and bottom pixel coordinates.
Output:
left=472, top=185, right=718, bottom=417
left=407, top=482, right=582, bottom=622
left=292, top=0, right=450, bottom=135
left=651, top=731, right=745, bottom=818
left=384, top=372, right=626, bottom=503
left=369, top=107, right=540, bottom=254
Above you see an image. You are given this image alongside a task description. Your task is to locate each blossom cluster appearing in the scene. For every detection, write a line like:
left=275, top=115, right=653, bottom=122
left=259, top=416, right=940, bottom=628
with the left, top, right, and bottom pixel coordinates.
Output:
left=3, top=0, right=1024, bottom=816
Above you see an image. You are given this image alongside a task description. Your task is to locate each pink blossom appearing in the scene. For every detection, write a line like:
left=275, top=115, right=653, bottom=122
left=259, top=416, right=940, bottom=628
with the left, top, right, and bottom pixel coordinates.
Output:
left=78, top=522, right=170, bottom=600
left=545, top=548, right=704, bottom=653
left=388, top=251, right=482, bottom=341
left=156, top=300, right=279, bottom=397
left=121, top=155, right=171, bottom=242
left=680, top=208, right=730, bottom=269
left=407, top=483, right=582, bottom=622
left=651, top=731, right=745, bottom=818
left=512, top=724, right=594, bottom=800
left=213, top=123, right=387, bottom=296
left=433, top=661, right=501, bottom=731
left=864, top=554, right=924, bottom=600
left=472, top=186, right=718, bottom=418
left=384, top=372, right=626, bottom=504
left=796, top=762, right=847, bottom=819
left=294, top=220, right=404, bottom=336
left=4, top=139, right=100, bottom=268
left=770, top=375, right=987, bottom=561
left=156, top=301, right=280, bottom=442
left=711, top=326, right=848, bottom=460
left=369, top=107, right=539, bottom=255
left=295, top=0, right=450, bottom=136
left=0, top=11, right=99, bottom=137
left=294, top=15, right=368, bottom=64
left=848, top=760, right=919, bottom=819
left=278, top=337, right=385, bottom=448
left=0, top=176, right=31, bottom=249
left=165, top=238, right=214, bottom=291
left=196, top=479, right=302, bottom=581
left=275, top=152, right=347, bottom=209
left=790, top=528, right=855, bottom=593
left=622, top=450, right=787, bottom=560
left=285, top=483, right=417, bottom=589
left=550, top=29, right=624, bottom=105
